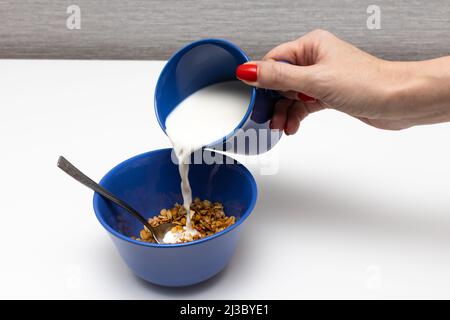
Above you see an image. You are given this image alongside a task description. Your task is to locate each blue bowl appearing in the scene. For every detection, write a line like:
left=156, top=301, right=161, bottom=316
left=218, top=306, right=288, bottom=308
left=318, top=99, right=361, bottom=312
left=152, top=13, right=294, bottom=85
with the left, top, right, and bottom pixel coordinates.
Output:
left=93, top=148, right=257, bottom=287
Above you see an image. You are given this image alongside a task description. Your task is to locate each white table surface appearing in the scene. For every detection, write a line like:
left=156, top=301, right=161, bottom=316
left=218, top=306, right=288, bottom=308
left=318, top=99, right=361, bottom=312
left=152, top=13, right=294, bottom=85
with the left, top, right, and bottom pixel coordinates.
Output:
left=1, top=60, right=450, bottom=299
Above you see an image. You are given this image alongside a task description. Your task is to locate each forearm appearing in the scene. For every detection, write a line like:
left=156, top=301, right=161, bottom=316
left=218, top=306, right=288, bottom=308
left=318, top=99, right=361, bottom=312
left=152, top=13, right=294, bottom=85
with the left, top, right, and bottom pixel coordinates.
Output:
left=389, top=57, right=450, bottom=125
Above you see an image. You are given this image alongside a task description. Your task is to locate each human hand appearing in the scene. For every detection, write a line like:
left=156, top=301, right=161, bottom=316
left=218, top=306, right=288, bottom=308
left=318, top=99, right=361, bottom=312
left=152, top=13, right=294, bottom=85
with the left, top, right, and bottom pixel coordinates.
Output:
left=236, top=29, right=450, bottom=134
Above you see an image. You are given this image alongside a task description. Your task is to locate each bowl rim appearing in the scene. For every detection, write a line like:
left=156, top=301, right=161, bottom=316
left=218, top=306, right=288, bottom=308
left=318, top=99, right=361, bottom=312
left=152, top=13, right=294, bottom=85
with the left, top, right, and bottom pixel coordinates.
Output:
left=154, top=38, right=256, bottom=149
left=93, top=148, right=258, bottom=248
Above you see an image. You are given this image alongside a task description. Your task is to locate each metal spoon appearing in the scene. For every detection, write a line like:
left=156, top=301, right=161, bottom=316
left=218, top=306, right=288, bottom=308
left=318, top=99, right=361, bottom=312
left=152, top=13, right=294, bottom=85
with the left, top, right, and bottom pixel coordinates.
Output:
left=57, top=156, right=176, bottom=244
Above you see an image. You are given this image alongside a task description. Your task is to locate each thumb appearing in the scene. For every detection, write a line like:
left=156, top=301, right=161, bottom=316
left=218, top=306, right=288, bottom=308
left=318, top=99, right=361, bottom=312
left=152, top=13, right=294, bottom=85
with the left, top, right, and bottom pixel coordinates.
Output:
left=236, top=60, right=317, bottom=94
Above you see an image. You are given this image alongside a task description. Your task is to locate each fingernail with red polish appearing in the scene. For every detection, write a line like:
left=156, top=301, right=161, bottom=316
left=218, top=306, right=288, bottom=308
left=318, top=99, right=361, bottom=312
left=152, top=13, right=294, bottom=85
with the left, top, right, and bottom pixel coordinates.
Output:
left=236, top=64, right=258, bottom=82
left=297, top=92, right=316, bottom=102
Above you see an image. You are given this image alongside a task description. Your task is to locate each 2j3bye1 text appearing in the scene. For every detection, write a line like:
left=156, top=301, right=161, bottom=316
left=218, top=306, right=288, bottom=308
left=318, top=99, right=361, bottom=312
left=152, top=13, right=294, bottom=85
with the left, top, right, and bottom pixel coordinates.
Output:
left=180, top=304, right=269, bottom=317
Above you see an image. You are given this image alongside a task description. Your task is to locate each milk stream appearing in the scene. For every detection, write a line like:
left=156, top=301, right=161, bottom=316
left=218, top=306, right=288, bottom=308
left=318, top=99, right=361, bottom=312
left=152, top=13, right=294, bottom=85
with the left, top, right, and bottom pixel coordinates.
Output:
left=164, top=81, right=251, bottom=241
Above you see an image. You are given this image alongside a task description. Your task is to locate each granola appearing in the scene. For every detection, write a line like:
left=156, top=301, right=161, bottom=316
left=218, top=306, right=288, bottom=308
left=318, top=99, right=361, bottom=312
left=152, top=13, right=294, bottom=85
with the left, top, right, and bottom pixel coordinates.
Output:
left=132, top=198, right=236, bottom=244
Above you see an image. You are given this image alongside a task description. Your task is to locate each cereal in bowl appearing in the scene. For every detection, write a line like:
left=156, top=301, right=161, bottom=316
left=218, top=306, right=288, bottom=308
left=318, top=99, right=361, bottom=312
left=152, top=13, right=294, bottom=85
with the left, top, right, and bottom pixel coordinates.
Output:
left=132, top=198, right=236, bottom=244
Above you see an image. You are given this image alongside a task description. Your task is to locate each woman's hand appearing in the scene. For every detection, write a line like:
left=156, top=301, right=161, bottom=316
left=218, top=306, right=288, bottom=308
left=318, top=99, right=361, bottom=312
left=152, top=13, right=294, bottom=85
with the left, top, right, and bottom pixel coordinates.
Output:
left=236, top=29, right=450, bottom=134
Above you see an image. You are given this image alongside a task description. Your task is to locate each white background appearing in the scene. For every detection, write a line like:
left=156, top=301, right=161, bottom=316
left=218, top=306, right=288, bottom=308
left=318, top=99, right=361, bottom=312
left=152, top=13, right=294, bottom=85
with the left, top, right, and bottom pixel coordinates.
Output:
left=1, top=60, right=450, bottom=299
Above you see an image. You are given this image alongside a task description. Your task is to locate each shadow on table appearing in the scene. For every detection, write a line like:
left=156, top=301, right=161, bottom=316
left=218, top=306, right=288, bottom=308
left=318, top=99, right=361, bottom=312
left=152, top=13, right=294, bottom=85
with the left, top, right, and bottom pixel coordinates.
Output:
left=131, top=265, right=228, bottom=296
left=254, top=172, right=450, bottom=243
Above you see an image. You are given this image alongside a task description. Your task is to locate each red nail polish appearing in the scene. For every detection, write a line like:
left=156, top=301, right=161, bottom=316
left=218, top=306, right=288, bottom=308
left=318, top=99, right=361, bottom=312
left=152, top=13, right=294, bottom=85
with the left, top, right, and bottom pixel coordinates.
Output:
left=236, top=64, right=258, bottom=82
left=297, top=92, right=316, bottom=102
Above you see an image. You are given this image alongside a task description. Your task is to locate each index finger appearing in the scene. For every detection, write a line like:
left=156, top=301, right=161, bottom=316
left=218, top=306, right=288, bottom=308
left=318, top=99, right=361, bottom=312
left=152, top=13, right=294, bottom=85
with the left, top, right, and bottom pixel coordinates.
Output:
left=264, top=31, right=323, bottom=66
left=263, top=40, right=299, bottom=64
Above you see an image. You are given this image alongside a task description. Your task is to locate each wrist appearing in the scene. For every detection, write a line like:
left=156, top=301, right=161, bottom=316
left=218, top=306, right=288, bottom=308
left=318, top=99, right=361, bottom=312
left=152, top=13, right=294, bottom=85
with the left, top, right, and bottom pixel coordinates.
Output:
left=383, top=61, right=424, bottom=119
left=386, top=58, right=450, bottom=123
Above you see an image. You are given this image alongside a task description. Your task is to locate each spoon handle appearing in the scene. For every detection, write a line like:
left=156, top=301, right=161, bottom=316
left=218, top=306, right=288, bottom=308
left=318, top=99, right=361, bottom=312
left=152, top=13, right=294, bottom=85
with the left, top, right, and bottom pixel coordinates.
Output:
left=57, top=156, right=153, bottom=232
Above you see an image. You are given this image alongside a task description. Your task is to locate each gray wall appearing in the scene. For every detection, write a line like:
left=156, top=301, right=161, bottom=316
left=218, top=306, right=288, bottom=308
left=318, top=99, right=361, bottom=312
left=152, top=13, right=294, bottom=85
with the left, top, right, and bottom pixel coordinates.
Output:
left=0, top=0, right=449, bottom=60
